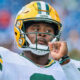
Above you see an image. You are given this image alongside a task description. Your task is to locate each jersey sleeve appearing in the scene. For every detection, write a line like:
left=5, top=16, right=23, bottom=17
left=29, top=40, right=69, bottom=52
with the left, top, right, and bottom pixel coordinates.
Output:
left=0, top=47, right=25, bottom=80
left=62, top=61, right=80, bottom=80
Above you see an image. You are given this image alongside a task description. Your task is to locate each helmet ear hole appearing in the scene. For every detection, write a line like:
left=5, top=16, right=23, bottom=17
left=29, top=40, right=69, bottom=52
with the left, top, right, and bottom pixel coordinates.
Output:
left=22, top=41, right=29, bottom=48
left=15, top=32, right=17, bottom=36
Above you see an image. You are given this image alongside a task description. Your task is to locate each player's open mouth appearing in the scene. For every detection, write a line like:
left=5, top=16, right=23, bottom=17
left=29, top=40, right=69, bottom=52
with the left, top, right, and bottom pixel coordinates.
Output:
left=37, top=39, right=47, bottom=45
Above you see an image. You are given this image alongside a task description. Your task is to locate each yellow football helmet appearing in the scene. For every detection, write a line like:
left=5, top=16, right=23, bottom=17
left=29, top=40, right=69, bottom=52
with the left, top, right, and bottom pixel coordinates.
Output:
left=14, top=1, right=62, bottom=55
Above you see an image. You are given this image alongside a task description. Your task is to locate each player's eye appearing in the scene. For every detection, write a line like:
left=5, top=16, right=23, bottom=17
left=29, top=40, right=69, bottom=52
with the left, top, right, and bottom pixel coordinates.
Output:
left=34, top=28, right=39, bottom=32
left=46, top=30, right=51, bottom=33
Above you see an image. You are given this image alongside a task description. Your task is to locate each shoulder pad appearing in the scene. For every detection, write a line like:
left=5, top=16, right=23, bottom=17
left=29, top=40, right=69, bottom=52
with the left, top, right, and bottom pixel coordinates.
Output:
left=71, top=59, right=80, bottom=68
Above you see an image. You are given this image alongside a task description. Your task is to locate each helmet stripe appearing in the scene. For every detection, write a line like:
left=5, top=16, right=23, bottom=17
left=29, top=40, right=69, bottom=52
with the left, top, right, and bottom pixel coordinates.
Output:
left=37, top=2, right=41, bottom=14
left=45, top=3, right=49, bottom=15
left=37, top=1, right=49, bottom=15
left=40, top=1, right=46, bottom=15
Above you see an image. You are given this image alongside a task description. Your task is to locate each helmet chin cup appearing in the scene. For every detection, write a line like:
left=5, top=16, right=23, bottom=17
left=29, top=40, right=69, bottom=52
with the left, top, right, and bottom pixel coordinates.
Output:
left=25, top=48, right=49, bottom=56
left=18, top=47, right=49, bottom=56
left=29, top=44, right=48, bottom=50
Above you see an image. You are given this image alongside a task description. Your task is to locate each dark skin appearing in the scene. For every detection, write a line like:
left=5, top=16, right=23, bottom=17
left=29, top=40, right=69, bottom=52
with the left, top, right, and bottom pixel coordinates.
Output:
left=24, top=22, right=54, bottom=65
left=23, top=22, right=69, bottom=65
left=24, top=51, right=49, bottom=65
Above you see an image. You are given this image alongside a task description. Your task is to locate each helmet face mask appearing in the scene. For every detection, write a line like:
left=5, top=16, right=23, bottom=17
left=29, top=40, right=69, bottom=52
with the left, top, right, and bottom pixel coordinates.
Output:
left=14, top=1, right=62, bottom=55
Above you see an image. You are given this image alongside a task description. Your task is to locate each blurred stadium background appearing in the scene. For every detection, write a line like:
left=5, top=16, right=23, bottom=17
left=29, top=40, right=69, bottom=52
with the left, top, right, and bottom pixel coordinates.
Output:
left=0, top=0, right=80, bottom=60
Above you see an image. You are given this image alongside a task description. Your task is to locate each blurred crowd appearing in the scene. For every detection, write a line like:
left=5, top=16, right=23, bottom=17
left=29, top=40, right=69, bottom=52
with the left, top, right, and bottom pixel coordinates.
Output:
left=0, top=0, right=80, bottom=60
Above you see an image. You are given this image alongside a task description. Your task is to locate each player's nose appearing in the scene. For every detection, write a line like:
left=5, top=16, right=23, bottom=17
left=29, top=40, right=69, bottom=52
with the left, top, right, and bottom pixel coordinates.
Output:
left=38, top=28, right=47, bottom=37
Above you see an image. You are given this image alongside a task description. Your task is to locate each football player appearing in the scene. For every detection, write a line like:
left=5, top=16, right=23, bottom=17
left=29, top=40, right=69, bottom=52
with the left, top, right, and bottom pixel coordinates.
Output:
left=0, top=1, right=80, bottom=80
